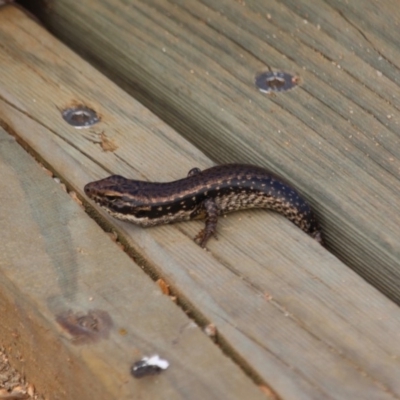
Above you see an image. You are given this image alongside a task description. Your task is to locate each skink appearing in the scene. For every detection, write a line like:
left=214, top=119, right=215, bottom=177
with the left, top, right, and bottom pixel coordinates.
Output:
left=84, top=164, right=322, bottom=247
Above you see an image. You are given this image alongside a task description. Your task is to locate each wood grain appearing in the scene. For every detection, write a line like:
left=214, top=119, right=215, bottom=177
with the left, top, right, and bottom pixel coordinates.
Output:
left=21, top=0, right=400, bottom=304
left=1, top=5, right=400, bottom=400
left=0, top=127, right=268, bottom=399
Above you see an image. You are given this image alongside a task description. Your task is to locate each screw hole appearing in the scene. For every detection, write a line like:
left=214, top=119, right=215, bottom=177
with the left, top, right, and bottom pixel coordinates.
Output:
left=62, top=106, right=100, bottom=128
left=255, top=71, right=298, bottom=93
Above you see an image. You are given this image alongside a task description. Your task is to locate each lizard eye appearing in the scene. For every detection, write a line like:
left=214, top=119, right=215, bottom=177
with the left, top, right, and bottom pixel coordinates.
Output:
left=104, top=195, right=120, bottom=202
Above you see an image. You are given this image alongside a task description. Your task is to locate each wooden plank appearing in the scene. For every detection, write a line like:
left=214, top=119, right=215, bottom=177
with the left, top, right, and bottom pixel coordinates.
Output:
left=1, top=6, right=400, bottom=400
left=0, top=129, right=268, bottom=399
left=282, top=0, right=400, bottom=72
left=21, top=0, right=400, bottom=304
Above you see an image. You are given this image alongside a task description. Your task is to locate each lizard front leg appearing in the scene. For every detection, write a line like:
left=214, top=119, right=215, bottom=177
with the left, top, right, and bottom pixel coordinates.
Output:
left=194, top=198, right=219, bottom=248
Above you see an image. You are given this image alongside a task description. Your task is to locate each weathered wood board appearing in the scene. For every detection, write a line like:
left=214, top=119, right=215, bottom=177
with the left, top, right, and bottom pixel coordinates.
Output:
left=0, top=128, right=268, bottom=399
left=2, top=5, right=400, bottom=400
left=21, top=0, right=400, bottom=304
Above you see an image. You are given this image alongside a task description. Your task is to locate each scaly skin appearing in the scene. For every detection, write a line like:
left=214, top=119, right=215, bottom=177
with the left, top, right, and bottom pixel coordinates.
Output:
left=84, top=164, right=322, bottom=247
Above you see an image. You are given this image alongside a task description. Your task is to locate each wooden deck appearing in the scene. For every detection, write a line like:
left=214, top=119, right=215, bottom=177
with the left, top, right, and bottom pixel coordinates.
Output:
left=23, top=0, right=400, bottom=302
left=1, top=1, right=400, bottom=399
